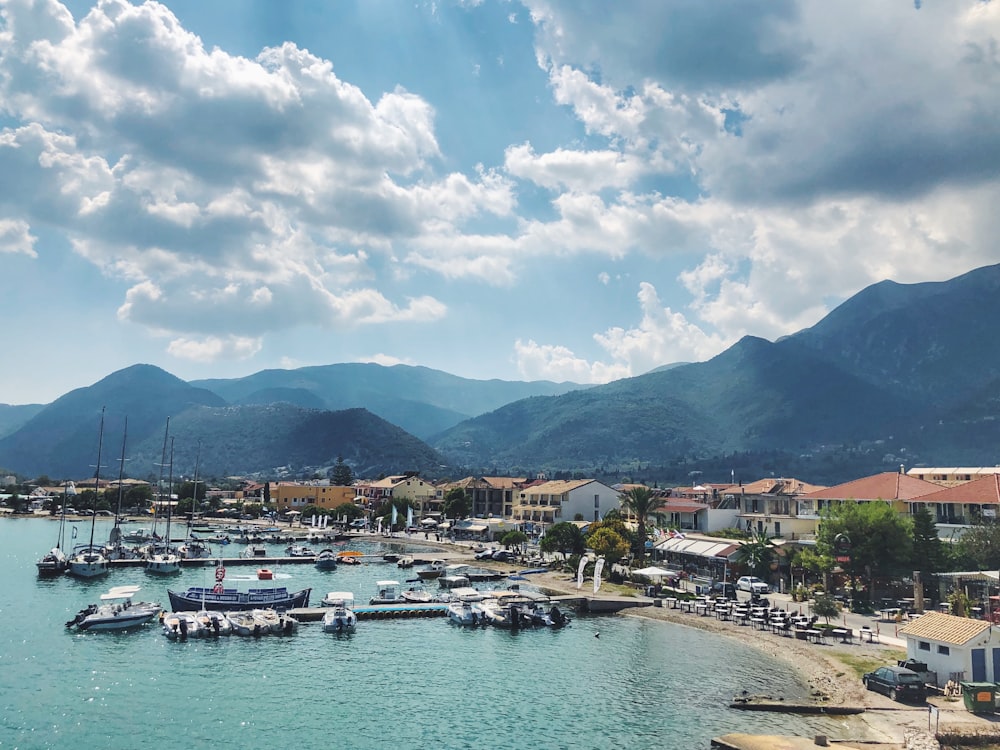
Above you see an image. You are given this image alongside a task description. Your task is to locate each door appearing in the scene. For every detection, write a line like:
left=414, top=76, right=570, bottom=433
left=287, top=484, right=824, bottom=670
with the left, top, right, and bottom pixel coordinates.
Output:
left=972, top=648, right=987, bottom=681
left=992, top=648, right=1000, bottom=682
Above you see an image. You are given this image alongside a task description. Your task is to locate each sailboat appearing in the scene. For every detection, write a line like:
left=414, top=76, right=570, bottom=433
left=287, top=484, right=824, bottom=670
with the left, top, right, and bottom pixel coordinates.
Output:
left=177, top=442, right=211, bottom=560
left=105, top=418, right=138, bottom=561
left=146, top=422, right=180, bottom=575
left=36, top=482, right=72, bottom=576
left=67, top=409, right=110, bottom=579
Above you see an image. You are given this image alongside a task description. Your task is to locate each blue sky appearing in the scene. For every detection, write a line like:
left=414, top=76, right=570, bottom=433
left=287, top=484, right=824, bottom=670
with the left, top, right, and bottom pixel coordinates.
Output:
left=2, top=0, right=999, bottom=405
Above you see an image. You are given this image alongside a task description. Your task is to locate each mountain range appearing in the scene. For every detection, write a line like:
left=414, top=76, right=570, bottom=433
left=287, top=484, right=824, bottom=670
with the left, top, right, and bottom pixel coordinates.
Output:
left=2, top=263, right=998, bottom=484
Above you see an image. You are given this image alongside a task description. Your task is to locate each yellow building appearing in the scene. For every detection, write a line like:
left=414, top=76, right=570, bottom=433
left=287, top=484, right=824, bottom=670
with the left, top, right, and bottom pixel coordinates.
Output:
left=270, top=483, right=357, bottom=512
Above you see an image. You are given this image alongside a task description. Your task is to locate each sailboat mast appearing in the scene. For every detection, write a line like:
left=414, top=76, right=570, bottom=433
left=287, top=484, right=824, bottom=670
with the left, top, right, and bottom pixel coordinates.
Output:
left=88, top=407, right=106, bottom=550
left=114, top=417, right=128, bottom=531
left=154, top=417, right=170, bottom=540
left=165, top=436, right=175, bottom=551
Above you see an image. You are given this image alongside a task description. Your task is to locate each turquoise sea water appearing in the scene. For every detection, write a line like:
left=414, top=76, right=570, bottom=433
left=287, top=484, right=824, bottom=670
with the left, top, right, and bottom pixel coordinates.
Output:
left=1, top=519, right=866, bottom=749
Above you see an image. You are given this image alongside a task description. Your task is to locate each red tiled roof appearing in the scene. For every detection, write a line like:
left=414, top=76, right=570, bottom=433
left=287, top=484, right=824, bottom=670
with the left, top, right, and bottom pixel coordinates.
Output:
left=655, top=501, right=708, bottom=514
left=721, top=477, right=827, bottom=495
left=909, top=474, right=1000, bottom=506
left=800, top=471, right=940, bottom=502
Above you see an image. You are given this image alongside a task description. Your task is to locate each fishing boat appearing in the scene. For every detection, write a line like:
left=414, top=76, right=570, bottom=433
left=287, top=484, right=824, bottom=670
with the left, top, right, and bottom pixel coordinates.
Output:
left=167, top=585, right=311, bottom=612
left=314, top=549, right=339, bottom=570
left=66, top=586, right=162, bottom=632
left=67, top=410, right=109, bottom=579
left=321, top=592, right=357, bottom=633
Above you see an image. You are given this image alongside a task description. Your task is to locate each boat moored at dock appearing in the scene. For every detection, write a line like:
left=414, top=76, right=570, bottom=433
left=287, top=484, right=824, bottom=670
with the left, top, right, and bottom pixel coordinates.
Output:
left=167, top=585, right=311, bottom=612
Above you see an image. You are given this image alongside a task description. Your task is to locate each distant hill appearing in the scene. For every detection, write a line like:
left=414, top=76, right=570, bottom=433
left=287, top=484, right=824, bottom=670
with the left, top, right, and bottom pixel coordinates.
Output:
left=0, top=403, right=44, bottom=440
left=0, top=365, right=448, bottom=479
left=430, top=263, right=1000, bottom=479
left=191, top=363, right=582, bottom=440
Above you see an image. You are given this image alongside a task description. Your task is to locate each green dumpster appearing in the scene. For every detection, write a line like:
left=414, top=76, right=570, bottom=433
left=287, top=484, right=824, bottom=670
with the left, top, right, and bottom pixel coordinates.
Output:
left=960, top=682, right=997, bottom=714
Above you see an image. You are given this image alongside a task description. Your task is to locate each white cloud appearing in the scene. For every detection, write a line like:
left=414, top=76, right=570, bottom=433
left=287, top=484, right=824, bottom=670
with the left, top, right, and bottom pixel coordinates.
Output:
left=360, top=353, right=417, bottom=367
left=167, top=335, right=263, bottom=362
left=0, top=218, right=37, bottom=256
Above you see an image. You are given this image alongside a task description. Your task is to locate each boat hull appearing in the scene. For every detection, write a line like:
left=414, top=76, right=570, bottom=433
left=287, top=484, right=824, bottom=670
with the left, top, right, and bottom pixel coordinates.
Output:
left=167, top=586, right=311, bottom=612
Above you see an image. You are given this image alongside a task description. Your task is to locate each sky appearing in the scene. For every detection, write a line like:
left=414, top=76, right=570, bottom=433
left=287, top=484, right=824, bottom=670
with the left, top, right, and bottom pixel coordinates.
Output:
left=2, top=0, right=999, bottom=405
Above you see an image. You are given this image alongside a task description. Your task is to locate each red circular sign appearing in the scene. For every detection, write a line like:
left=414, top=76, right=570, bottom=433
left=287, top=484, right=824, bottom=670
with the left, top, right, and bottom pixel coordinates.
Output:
left=215, top=567, right=226, bottom=581
left=213, top=583, right=224, bottom=594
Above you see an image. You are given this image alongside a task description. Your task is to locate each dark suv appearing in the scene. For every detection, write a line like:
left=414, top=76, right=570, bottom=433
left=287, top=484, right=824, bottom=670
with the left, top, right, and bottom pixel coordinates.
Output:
left=712, top=582, right=736, bottom=599
left=862, top=666, right=926, bottom=702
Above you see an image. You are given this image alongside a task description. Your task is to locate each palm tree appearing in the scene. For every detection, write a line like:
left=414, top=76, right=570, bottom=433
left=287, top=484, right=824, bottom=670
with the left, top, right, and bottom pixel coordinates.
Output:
left=619, top=486, right=661, bottom=563
left=734, top=528, right=776, bottom=579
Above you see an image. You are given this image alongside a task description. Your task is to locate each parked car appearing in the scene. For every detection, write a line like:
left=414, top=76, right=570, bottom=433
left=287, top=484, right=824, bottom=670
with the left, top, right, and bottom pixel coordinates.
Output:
left=491, top=550, right=517, bottom=562
left=862, top=666, right=926, bottom=702
left=475, top=549, right=497, bottom=560
left=736, top=576, right=769, bottom=594
left=349, top=519, right=368, bottom=529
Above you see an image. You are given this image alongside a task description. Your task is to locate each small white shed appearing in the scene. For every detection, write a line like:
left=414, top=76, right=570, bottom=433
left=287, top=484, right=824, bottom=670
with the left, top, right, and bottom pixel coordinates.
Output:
left=898, top=612, right=1000, bottom=686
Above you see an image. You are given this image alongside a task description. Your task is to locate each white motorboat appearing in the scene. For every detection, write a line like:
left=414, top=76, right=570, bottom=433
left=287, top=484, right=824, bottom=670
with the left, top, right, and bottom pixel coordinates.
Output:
left=194, top=610, right=232, bottom=636
left=66, top=586, right=162, bottom=632
left=226, top=610, right=265, bottom=637
left=447, top=599, right=486, bottom=626
left=438, top=574, right=471, bottom=590
left=416, top=560, right=447, bottom=580
left=178, top=539, right=213, bottom=559
left=121, top=528, right=158, bottom=544
left=315, top=549, right=339, bottom=570
left=241, top=544, right=268, bottom=558
left=321, top=592, right=357, bottom=633
left=401, top=584, right=435, bottom=604
left=37, top=546, right=68, bottom=577
left=396, top=556, right=414, bottom=569
left=369, top=580, right=404, bottom=605
left=285, top=545, right=316, bottom=557
left=161, top=611, right=201, bottom=640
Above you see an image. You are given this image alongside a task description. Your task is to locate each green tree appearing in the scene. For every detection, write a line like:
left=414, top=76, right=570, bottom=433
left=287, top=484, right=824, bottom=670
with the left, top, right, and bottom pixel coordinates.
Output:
left=618, top=486, right=662, bottom=562
left=500, top=530, right=528, bottom=554
left=911, top=507, right=943, bottom=574
left=816, top=500, right=913, bottom=603
left=733, top=528, right=777, bottom=579
left=263, top=482, right=271, bottom=505
left=333, top=501, right=363, bottom=521
left=330, top=456, right=354, bottom=487
left=540, top=521, right=586, bottom=558
left=954, top=520, right=1000, bottom=571
left=587, top=527, right=630, bottom=565
left=443, top=487, right=471, bottom=521
left=811, top=592, right=841, bottom=625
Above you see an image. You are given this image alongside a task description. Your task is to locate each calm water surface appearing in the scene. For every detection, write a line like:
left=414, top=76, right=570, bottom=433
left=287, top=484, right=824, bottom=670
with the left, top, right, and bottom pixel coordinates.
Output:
left=0, top=519, right=868, bottom=749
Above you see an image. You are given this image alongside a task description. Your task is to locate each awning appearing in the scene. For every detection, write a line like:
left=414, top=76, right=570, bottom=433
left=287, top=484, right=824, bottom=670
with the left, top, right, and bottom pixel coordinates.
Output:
left=654, top=536, right=739, bottom=560
left=461, top=524, right=487, bottom=532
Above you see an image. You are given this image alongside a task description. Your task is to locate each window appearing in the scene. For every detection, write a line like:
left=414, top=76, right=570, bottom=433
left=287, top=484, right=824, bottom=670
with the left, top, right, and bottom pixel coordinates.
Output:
left=937, top=645, right=950, bottom=655
left=918, top=641, right=930, bottom=651
left=594, top=494, right=600, bottom=508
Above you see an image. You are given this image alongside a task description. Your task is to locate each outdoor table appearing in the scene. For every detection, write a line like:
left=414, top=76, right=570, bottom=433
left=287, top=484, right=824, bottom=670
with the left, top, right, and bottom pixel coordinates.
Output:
left=750, top=617, right=766, bottom=630
left=733, top=611, right=749, bottom=625
left=831, top=628, right=853, bottom=643
left=859, top=628, right=879, bottom=643
left=806, top=629, right=825, bottom=644
left=679, top=600, right=694, bottom=613
left=879, top=608, right=900, bottom=622
left=665, top=597, right=678, bottom=609
left=695, top=603, right=709, bottom=616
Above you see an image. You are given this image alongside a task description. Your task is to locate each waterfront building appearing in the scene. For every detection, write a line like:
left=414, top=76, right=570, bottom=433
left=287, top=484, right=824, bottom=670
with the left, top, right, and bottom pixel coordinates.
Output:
left=906, top=466, right=1000, bottom=488
left=510, top=478, right=619, bottom=534
left=903, top=474, right=1000, bottom=538
left=268, top=481, right=357, bottom=513
left=356, top=473, right=442, bottom=518
left=724, top=477, right=827, bottom=540
left=899, top=611, right=1000, bottom=685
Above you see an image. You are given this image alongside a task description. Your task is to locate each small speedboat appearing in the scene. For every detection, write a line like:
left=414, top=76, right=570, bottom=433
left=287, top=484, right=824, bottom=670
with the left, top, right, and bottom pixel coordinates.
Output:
left=194, top=610, right=232, bottom=636
left=417, top=560, right=447, bottom=580
left=161, top=611, right=201, bottom=640
left=321, top=593, right=357, bottom=634
left=315, top=549, right=339, bottom=570
left=447, top=600, right=485, bottom=627
left=66, top=586, right=162, bottom=632
left=285, top=545, right=315, bottom=557
left=401, top=585, right=434, bottom=604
